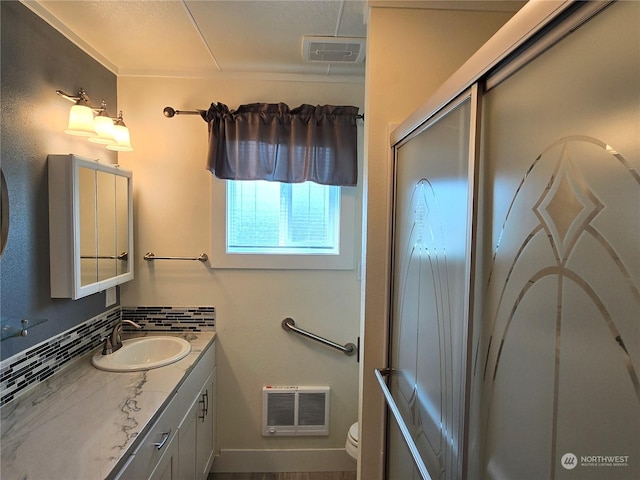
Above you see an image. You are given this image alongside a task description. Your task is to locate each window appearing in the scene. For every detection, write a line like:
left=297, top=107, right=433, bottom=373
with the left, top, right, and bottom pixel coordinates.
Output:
left=211, top=178, right=355, bottom=270
left=227, top=181, right=340, bottom=255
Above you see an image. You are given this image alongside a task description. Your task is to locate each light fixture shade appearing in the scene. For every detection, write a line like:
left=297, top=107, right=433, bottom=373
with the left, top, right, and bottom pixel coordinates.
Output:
left=64, top=104, right=95, bottom=136
left=88, top=115, right=116, bottom=145
left=107, top=124, right=133, bottom=152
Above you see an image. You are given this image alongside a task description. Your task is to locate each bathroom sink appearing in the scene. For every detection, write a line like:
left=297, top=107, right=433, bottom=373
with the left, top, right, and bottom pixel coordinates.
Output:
left=91, top=336, right=191, bottom=372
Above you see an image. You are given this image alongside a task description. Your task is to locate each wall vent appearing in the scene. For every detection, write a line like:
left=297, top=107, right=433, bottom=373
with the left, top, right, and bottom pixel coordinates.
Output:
left=302, top=36, right=365, bottom=64
left=262, top=386, right=330, bottom=436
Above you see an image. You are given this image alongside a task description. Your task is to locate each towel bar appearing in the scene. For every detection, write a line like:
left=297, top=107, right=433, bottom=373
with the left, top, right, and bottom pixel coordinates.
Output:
left=143, top=252, right=208, bottom=262
left=81, top=252, right=128, bottom=260
left=375, top=368, right=432, bottom=480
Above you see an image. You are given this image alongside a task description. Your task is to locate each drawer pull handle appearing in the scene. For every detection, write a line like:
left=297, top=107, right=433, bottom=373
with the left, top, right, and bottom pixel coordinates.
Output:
left=199, top=390, right=209, bottom=421
left=154, top=429, right=171, bottom=450
left=199, top=396, right=206, bottom=421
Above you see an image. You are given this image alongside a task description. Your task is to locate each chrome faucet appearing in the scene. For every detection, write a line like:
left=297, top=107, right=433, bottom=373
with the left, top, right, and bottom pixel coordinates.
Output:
left=102, top=320, right=142, bottom=355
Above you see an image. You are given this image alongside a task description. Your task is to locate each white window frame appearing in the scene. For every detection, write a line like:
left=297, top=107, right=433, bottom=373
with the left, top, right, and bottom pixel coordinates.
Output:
left=210, top=177, right=356, bottom=270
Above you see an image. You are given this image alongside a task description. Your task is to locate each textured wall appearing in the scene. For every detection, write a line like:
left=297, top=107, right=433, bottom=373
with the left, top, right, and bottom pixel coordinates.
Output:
left=0, top=1, right=118, bottom=359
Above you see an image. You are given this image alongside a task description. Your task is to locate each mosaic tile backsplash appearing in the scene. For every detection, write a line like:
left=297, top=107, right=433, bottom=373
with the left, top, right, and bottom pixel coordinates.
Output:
left=121, top=306, right=216, bottom=332
left=0, top=306, right=215, bottom=407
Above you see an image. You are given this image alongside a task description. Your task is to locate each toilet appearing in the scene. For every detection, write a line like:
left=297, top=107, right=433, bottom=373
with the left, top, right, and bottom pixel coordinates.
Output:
left=345, top=422, right=359, bottom=461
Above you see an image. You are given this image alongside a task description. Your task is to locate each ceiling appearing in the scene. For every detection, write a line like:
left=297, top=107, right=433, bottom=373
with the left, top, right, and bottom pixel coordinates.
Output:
left=24, top=0, right=526, bottom=81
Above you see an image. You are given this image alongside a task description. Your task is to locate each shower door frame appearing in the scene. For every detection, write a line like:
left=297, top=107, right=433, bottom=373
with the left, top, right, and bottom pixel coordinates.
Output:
left=385, top=86, right=480, bottom=480
left=383, top=1, right=626, bottom=479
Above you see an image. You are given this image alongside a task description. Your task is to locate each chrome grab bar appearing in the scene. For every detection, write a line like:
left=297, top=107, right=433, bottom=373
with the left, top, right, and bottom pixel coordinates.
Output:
left=281, top=317, right=356, bottom=356
left=374, top=368, right=432, bottom=480
left=143, top=252, right=208, bottom=262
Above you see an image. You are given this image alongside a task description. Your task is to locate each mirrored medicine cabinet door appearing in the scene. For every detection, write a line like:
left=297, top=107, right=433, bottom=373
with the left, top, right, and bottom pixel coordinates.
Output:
left=49, top=154, right=133, bottom=299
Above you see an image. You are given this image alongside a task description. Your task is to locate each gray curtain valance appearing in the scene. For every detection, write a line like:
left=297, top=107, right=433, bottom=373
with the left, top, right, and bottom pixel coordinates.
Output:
left=201, top=102, right=359, bottom=186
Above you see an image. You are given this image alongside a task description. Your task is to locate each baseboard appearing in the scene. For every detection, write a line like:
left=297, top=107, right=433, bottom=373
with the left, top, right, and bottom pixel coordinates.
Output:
left=211, top=448, right=356, bottom=473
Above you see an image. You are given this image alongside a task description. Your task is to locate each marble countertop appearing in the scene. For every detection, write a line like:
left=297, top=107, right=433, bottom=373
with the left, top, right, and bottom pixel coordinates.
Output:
left=0, top=331, right=216, bottom=480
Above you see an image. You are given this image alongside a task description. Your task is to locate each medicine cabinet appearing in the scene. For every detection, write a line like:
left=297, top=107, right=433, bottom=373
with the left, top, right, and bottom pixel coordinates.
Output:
left=48, top=154, right=133, bottom=299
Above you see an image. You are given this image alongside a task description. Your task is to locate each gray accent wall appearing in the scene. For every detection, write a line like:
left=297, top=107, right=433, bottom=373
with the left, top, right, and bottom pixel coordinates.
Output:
left=1, top=1, right=118, bottom=360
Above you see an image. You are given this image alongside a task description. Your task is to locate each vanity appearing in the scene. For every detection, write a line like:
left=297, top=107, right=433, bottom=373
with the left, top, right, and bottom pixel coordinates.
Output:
left=113, top=334, right=216, bottom=480
left=4, top=155, right=218, bottom=478
left=0, top=332, right=216, bottom=480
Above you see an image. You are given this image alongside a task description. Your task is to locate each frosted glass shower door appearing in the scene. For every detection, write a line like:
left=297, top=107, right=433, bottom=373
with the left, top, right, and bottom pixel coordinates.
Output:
left=387, top=95, right=474, bottom=480
left=475, top=2, right=640, bottom=479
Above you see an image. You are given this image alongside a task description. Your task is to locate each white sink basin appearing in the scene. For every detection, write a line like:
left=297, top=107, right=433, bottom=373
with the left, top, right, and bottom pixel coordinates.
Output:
left=92, top=336, right=192, bottom=372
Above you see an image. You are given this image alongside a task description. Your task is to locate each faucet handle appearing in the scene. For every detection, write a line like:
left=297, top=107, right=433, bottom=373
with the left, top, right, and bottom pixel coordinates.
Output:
left=101, top=336, right=113, bottom=355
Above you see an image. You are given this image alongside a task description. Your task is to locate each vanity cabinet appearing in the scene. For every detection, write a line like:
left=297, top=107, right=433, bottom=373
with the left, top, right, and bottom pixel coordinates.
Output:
left=114, top=395, right=179, bottom=480
left=196, top=372, right=216, bottom=478
left=48, top=154, right=133, bottom=299
left=178, top=343, right=217, bottom=480
left=149, top=434, right=179, bottom=480
left=112, top=340, right=216, bottom=480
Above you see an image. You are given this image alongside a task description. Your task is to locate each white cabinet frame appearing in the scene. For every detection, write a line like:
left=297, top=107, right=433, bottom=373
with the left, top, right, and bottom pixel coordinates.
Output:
left=48, top=154, right=133, bottom=299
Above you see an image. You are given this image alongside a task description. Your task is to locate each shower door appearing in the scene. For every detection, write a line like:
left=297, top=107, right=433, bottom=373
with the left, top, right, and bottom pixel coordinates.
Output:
left=473, top=2, right=639, bottom=478
left=386, top=2, right=639, bottom=479
left=386, top=93, right=476, bottom=480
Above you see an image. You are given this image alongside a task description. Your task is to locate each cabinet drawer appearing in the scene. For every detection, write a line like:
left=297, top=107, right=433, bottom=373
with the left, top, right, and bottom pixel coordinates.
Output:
left=114, top=394, right=179, bottom=480
left=178, top=341, right=216, bottom=416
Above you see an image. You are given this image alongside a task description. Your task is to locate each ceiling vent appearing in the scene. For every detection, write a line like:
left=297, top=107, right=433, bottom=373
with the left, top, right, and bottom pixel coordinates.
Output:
left=302, top=36, right=365, bottom=64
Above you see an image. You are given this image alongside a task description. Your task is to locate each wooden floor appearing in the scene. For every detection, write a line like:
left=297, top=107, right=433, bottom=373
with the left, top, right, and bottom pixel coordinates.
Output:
left=208, top=472, right=356, bottom=480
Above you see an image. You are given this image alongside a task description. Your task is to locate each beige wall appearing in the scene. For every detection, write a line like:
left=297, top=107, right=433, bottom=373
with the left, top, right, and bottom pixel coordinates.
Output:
left=117, top=3, right=515, bottom=474
left=360, top=6, right=515, bottom=479
left=117, top=76, right=364, bottom=462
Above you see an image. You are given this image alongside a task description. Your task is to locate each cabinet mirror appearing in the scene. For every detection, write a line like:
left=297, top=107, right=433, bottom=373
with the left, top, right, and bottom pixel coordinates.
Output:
left=49, top=154, right=133, bottom=299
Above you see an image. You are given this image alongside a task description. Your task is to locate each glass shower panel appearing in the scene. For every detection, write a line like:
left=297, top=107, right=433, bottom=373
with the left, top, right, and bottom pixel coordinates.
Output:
left=388, top=97, right=472, bottom=480
left=476, top=2, right=639, bottom=479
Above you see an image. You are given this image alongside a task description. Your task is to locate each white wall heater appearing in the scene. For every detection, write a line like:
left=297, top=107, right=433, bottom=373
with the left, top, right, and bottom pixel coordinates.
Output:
left=262, top=386, right=330, bottom=436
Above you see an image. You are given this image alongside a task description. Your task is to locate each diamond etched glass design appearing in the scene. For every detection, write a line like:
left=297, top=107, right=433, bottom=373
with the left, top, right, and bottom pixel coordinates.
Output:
left=534, top=148, right=603, bottom=261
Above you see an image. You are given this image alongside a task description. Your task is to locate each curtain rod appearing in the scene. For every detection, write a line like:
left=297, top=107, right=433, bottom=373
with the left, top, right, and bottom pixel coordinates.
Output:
left=162, top=106, right=364, bottom=120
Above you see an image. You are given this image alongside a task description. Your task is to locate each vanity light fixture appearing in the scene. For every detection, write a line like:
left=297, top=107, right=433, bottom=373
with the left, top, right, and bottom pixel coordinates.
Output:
left=88, top=101, right=116, bottom=145
left=61, top=89, right=95, bottom=136
left=107, top=112, right=133, bottom=152
left=56, top=89, right=133, bottom=152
